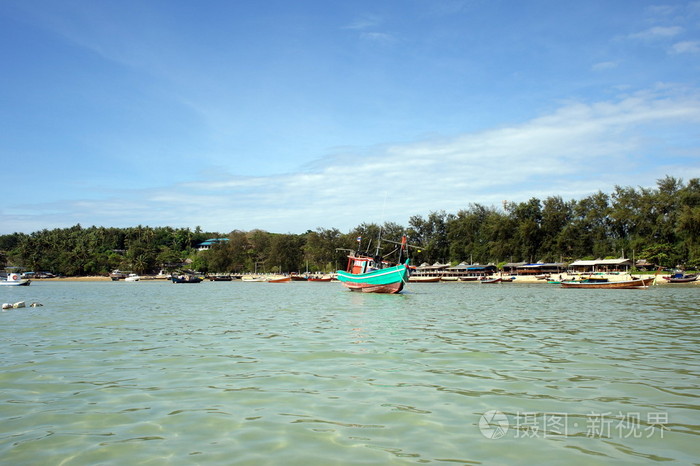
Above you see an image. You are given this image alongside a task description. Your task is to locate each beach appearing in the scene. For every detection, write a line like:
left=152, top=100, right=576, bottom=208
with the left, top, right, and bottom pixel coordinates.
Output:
left=33, top=273, right=696, bottom=285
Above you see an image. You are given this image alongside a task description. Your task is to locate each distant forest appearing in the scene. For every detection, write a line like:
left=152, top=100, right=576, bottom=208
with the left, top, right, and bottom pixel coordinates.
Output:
left=1, top=176, right=699, bottom=275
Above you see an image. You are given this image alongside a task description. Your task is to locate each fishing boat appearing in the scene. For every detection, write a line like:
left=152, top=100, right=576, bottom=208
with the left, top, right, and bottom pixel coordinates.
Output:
left=171, top=274, right=203, bottom=284
left=409, top=276, right=441, bottom=283
left=336, top=235, right=411, bottom=294
left=241, top=276, right=267, bottom=282
left=109, top=270, right=128, bottom=281
left=307, top=275, right=333, bottom=282
left=208, top=275, right=233, bottom=281
left=124, top=274, right=141, bottom=282
left=267, top=276, right=292, bottom=283
left=0, top=273, right=30, bottom=286
left=561, top=277, right=654, bottom=289
left=480, top=277, right=502, bottom=284
left=664, top=273, right=698, bottom=283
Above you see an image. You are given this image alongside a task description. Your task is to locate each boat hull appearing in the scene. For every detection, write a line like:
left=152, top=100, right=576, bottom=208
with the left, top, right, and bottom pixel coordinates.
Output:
left=0, top=279, right=30, bottom=286
left=171, top=276, right=203, bottom=283
left=341, top=281, right=404, bottom=293
left=209, top=276, right=233, bottom=281
left=336, top=264, right=409, bottom=294
left=267, top=277, right=291, bottom=283
left=561, top=277, right=654, bottom=289
left=666, top=274, right=698, bottom=283
left=480, top=278, right=502, bottom=284
left=408, top=276, right=441, bottom=283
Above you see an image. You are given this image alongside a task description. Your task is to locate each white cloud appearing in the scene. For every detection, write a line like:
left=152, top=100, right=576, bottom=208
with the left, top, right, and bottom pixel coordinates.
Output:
left=592, top=61, right=618, bottom=71
left=629, top=26, right=684, bottom=40
left=343, top=15, right=382, bottom=30
left=645, top=5, right=679, bottom=16
left=3, top=87, right=699, bottom=234
left=359, top=32, right=396, bottom=44
left=670, top=41, right=700, bottom=54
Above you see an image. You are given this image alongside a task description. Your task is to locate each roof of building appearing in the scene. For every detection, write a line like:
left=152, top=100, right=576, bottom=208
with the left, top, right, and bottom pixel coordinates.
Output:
left=569, top=258, right=632, bottom=266
left=518, top=262, right=566, bottom=268
left=198, top=238, right=229, bottom=246
left=446, top=263, right=497, bottom=271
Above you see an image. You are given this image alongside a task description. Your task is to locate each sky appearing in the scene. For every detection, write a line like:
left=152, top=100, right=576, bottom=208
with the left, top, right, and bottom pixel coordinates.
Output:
left=2, top=0, right=700, bottom=235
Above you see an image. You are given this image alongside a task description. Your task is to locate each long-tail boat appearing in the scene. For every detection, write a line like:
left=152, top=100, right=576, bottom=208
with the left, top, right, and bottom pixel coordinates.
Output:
left=664, top=273, right=698, bottom=283
left=561, top=277, right=654, bottom=289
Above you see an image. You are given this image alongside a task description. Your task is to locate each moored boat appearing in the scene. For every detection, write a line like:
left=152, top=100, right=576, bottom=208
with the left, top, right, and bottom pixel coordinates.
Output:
left=664, top=273, right=698, bottom=283
left=171, top=274, right=203, bottom=284
left=0, top=273, right=30, bottom=286
left=307, top=275, right=333, bottom=282
left=561, top=277, right=654, bottom=289
left=409, top=276, right=441, bottom=283
left=241, top=275, right=267, bottom=282
left=480, top=277, right=501, bottom=284
left=109, top=270, right=128, bottom=281
left=267, top=276, right=292, bottom=283
left=336, top=236, right=411, bottom=294
left=459, top=276, right=480, bottom=282
left=208, top=275, right=233, bottom=281
left=336, top=261, right=409, bottom=293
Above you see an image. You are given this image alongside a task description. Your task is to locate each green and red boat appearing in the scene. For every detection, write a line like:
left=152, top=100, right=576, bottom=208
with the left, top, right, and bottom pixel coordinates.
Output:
left=336, top=236, right=411, bottom=294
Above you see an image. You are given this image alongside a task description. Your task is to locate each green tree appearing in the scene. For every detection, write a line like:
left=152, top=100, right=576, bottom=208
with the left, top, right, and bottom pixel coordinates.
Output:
left=304, top=228, right=345, bottom=272
left=407, top=211, right=453, bottom=264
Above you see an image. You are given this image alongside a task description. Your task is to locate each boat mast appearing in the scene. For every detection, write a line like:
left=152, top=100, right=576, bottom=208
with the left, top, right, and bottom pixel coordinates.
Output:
left=374, top=225, right=382, bottom=258
left=397, top=235, right=407, bottom=265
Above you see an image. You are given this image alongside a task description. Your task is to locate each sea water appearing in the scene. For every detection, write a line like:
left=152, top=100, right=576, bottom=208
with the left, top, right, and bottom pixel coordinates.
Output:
left=0, top=281, right=698, bottom=465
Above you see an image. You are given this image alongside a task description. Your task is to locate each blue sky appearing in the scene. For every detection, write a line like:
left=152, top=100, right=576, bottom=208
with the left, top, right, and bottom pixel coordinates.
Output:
left=2, top=0, right=699, bottom=235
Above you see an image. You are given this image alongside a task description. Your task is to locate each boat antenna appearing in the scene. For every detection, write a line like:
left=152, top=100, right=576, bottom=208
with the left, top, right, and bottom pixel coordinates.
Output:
left=375, top=191, right=388, bottom=257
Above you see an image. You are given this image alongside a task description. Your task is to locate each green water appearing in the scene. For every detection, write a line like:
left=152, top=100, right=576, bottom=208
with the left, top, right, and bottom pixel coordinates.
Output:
left=1, top=281, right=698, bottom=465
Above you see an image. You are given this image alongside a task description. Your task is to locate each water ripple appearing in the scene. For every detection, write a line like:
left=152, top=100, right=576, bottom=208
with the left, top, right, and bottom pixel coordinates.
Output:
left=0, top=281, right=698, bottom=464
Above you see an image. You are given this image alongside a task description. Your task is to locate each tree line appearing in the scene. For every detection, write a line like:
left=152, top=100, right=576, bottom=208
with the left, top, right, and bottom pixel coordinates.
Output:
left=1, top=176, right=698, bottom=276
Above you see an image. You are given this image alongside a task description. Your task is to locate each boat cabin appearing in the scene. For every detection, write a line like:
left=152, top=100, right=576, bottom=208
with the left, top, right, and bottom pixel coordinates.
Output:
left=346, top=255, right=388, bottom=274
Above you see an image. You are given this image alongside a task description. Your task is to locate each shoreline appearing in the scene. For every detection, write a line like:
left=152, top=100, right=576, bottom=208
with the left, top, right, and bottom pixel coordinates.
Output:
left=40, top=276, right=167, bottom=282
left=32, top=273, right=695, bottom=285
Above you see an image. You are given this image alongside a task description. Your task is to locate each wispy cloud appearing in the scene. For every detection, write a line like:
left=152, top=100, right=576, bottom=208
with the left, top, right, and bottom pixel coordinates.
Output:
left=592, top=61, right=618, bottom=71
left=359, top=32, right=396, bottom=44
left=629, top=26, right=684, bottom=40
left=5, top=87, right=697, bottom=234
left=670, top=40, right=700, bottom=54
left=343, top=14, right=396, bottom=44
left=645, top=4, right=679, bottom=16
left=343, top=15, right=382, bottom=30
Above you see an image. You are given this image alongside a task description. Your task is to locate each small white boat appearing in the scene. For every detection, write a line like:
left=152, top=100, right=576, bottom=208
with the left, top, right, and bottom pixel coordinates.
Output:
left=1, top=273, right=31, bottom=286
left=124, top=274, right=141, bottom=282
left=241, top=275, right=267, bottom=282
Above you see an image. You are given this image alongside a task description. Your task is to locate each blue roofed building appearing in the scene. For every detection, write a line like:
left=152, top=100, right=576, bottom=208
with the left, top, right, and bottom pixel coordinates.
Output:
left=197, top=238, right=229, bottom=251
